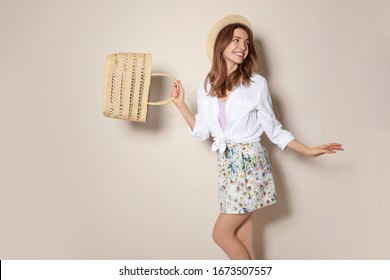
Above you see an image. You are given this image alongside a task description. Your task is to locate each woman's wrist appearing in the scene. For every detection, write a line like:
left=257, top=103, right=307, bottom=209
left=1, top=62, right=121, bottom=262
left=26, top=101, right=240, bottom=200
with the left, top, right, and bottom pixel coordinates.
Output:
left=174, top=101, right=187, bottom=109
left=287, top=140, right=310, bottom=156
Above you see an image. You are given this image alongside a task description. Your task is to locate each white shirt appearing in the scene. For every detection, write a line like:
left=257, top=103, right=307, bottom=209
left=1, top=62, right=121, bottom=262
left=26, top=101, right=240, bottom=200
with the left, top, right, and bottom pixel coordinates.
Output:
left=191, top=73, right=295, bottom=152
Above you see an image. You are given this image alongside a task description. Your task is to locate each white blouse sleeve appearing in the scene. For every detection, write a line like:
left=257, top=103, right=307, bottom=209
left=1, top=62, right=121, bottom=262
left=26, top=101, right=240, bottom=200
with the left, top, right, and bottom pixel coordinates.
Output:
left=256, top=79, right=295, bottom=150
left=189, top=86, right=211, bottom=141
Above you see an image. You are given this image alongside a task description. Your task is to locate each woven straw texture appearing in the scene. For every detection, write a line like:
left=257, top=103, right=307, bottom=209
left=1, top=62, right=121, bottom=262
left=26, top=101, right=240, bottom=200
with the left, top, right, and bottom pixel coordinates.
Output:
left=103, top=53, right=152, bottom=122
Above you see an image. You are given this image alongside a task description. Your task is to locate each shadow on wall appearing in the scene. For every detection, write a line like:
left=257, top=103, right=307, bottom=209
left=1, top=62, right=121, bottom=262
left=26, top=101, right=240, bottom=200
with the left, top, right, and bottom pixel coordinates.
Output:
left=253, top=39, right=292, bottom=260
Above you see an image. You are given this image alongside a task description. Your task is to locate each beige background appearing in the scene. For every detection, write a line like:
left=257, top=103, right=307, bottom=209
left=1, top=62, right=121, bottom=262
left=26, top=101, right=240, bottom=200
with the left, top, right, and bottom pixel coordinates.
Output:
left=1, top=0, right=389, bottom=259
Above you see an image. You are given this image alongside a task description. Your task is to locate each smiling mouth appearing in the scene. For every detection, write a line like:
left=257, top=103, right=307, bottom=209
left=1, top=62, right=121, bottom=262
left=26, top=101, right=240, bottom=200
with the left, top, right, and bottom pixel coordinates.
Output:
left=233, top=52, right=245, bottom=58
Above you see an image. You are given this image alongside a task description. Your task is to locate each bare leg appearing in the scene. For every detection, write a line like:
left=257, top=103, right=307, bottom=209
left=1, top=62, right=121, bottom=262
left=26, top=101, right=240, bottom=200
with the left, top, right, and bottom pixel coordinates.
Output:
left=212, top=213, right=251, bottom=260
left=236, top=213, right=256, bottom=260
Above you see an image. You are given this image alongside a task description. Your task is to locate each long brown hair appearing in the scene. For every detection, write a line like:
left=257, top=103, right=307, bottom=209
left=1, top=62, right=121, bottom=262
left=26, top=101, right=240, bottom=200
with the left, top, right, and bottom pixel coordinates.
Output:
left=205, top=23, right=258, bottom=98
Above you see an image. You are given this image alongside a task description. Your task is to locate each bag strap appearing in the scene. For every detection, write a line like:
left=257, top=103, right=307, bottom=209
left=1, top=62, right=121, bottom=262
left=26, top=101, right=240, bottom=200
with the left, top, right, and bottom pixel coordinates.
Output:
left=147, top=73, right=177, bottom=106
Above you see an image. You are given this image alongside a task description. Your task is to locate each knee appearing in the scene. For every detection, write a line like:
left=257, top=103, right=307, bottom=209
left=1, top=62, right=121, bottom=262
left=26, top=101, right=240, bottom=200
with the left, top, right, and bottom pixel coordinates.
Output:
left=236, top=229, right=250, bottom=244
left=212, top=226, right=231, bottom=246
left=212, top=228, right=222, bottom=245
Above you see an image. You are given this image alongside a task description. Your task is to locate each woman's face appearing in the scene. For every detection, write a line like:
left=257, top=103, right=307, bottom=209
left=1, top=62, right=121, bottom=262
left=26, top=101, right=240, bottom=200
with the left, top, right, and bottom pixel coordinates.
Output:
left=222, top=28, right=249, bottom=69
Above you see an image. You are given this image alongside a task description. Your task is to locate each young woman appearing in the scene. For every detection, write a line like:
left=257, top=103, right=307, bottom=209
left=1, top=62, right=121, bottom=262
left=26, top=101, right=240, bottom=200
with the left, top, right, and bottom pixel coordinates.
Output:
left=171, top=15, right=343, bottom=260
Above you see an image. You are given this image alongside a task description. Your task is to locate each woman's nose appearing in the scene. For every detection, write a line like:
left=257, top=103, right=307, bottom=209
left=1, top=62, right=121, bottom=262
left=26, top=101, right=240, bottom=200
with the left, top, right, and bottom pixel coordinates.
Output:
left=240, top=41, right=247, bottom=51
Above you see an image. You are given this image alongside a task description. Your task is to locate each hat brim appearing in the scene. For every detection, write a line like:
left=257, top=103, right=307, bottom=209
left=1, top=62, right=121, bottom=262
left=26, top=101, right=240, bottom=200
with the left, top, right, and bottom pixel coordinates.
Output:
left=206, top=14, right=252, bottom=61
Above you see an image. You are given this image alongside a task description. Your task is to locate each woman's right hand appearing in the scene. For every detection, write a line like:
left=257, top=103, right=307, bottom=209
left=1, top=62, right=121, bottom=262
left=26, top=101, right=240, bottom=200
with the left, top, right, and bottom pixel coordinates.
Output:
left=171, top=80, right=185, bottom=107
left=170, top=80, right=196, bottom=130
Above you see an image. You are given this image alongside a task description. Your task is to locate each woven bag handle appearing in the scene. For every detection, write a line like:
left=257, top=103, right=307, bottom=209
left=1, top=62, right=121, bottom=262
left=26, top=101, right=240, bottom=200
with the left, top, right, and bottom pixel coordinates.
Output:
left=147, top=73, right=177, bottom=105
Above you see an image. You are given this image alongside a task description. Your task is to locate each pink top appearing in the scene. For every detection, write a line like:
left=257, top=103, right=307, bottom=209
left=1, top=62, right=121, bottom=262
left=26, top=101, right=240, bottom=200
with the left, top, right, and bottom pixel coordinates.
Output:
left=218, top=99, right=227, bottom=131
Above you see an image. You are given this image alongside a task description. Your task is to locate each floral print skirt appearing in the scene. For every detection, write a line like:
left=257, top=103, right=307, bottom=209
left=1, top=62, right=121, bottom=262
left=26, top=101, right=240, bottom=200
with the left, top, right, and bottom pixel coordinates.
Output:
left=217, top=142, right=276, bottom=214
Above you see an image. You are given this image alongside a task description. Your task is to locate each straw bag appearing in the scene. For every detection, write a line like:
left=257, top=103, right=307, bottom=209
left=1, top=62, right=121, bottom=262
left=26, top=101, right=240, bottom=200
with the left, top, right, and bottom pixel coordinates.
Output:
left=103, top=52, right=177, bottom=122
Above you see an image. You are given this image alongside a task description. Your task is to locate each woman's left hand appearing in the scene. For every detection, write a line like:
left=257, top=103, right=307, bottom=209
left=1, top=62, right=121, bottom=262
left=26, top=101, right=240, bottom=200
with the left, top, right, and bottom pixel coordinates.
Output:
left=287, top=140, right=343, bottom=158
left=305, top=143, right=344, bottom=158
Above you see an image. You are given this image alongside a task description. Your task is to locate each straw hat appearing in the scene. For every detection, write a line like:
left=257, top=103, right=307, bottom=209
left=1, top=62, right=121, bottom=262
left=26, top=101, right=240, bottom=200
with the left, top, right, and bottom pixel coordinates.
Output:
left=206, top=14, right=252, bottom=60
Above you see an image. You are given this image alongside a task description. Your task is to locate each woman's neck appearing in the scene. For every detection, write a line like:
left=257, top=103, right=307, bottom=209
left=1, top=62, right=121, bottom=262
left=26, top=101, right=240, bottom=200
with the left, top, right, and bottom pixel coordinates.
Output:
left=226, top=62, right=238, bottom=75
